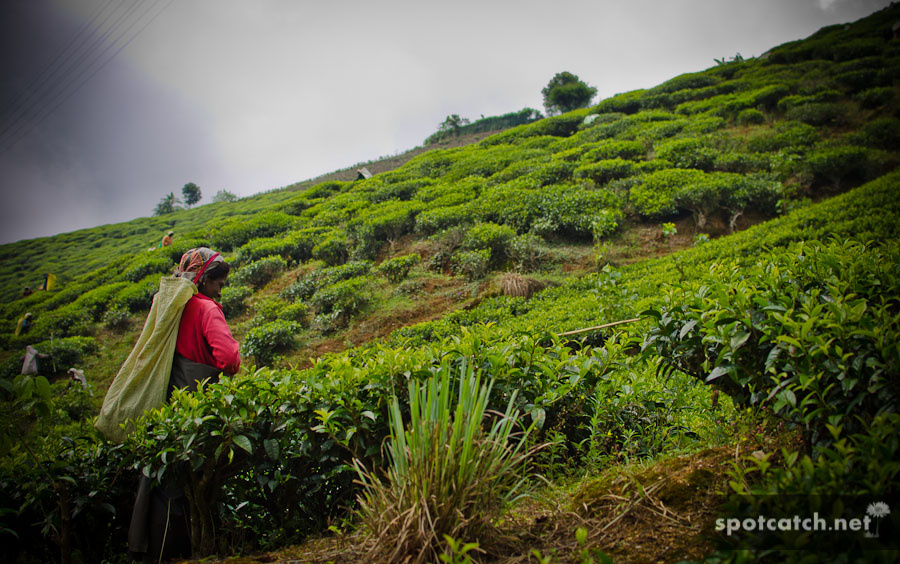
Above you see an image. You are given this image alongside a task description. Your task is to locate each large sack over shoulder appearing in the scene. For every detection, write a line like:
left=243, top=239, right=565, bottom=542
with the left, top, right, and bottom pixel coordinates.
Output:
left=95, top=276, right=196, bottom=442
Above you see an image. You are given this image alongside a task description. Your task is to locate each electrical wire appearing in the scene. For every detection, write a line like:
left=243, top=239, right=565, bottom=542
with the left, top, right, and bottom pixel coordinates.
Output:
left=0, top=0, right=176, bottom=155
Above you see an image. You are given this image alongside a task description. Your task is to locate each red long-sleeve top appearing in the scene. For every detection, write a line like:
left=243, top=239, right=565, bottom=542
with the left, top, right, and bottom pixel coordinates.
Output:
left=175, top=294, right=241, bottom=374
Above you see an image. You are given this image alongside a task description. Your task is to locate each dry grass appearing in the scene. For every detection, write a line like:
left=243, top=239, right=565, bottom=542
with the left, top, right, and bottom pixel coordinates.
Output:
left=494, top=273, right=547, bottom=299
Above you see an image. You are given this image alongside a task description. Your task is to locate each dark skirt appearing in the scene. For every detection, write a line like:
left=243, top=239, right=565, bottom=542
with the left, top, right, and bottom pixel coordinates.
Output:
left=128, top=355, right=224, bottom=562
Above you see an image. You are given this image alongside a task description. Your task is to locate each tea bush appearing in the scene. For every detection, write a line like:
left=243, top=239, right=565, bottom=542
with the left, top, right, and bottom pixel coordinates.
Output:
left=220, top=284, right=253, bottom=316
left=654, top=138, right=717, bottom=171
left=784, top=102, right=848, bottom=126
left=110, top=273, right=160, bottom=312
left=310, top=276, right=371, bottom=325
left=234, top=227, right=327, bottom=266
left=573, top=158, right=638, bottom=184
left=210, top=212, right=298, bottom=252
left=241, top=320, right=301, bottom=365
left=377, top=253, right=421, bottom=283
left=643, top=239, right=900, bottom=442
left=311, top=231, right=350, bottom=266
left=852, top=86, right=894, bottom=109
left=231, top=256, right=288, bottom=289
left=736, top=108, right=765, bottom=125
left=452, top=249, right=491, bottom=281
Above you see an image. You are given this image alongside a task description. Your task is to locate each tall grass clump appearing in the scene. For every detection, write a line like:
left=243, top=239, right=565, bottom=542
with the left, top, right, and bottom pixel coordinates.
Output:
left=354, top=367, right=535, bottom=564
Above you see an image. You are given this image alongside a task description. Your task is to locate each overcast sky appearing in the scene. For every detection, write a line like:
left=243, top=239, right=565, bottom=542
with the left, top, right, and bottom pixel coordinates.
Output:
left=0, top=0, right=893, bottom=244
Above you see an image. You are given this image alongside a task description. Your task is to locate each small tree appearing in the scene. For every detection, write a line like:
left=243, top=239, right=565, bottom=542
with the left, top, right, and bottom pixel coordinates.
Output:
left=212, top=189, right=238, bottom=203
left=542, top=71, right=597, bottom=115
left=154, top=192, right=182, bottom=216
left=182, top=182, right=202, bottom=207
left=438, top=114, right=470, bottom=136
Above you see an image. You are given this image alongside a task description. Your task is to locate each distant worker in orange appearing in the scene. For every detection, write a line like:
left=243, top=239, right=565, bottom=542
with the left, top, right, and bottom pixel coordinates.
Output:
left=161, top=230, right=174, bottom=248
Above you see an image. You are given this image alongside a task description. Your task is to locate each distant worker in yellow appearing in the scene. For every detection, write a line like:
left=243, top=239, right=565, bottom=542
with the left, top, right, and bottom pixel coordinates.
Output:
left=15, top=313, right=33, bottom=336
left=161, top=230, right=174, bottom=247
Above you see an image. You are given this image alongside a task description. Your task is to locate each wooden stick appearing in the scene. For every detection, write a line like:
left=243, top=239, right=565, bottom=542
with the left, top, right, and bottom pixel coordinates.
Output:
left=558, top=317, right=641, bottom=337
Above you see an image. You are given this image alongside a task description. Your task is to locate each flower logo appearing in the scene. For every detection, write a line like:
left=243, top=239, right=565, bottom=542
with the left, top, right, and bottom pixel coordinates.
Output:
left=866, top=502, right=890, bottom=538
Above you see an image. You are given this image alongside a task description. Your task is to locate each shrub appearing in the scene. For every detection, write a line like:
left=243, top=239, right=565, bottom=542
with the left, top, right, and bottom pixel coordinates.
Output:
left=280, top=261, right=373, bottom=303
left=251, top=296, right=310, bottom=328
left=736, top=108, right=765, bottom=125
left=853, top=117, right=900, bottom=150
left=643, top=239, right=899, bottom=442
left=580, top=139, right=646, bottom=162
left=311, top=231, right=350, bottom=266
left=349, top=201, right=424, bottom=259
left=111, top=274, right=160, bottom=313
left=785, top=102, right=848, bottom=126
left=654, top=138, right=717, bottom=170
left=508, top=233, right=546, bottom=273
left=462, top=223, right=516, bottom=266
left=30, top=336, right=98, bottom=374
left=378, top=254, right=421, bottom=283
left=119, top=254, right=171, bottom=282
left=241, top=320, right=300, bottom=366
left=220, top=285, right=253, bottom=316
left=234, top=227, right=327, bottom=266
left=310, top=276, right=371, bottom=322
left=71, top=282, right=130, bottom=321
left=231, top=255, right=288, bottom=289
left=414, top=203, right=475, bottom=235
left=573, top=158, right=638, bottom=184
left=452, top=249, right=491, bottom=281
left=102, top=306, right=131, bottom=330
left=630, top=168, right=706, bottom=218
left=746, top=121, right=819, bottom=152
left=853, top=86, right=894, bottom=109
left=210, top=212, right=298, bottom=252
left=801, top=145, right=871, bottom=190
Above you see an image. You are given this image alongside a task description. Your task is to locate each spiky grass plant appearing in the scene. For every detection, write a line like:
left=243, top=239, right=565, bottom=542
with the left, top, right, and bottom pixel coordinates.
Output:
left=354, top=364, right=534, bottom=564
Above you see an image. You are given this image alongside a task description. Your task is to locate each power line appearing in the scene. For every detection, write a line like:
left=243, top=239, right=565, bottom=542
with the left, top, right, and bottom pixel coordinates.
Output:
left=0, top=0, right=176, bottom=155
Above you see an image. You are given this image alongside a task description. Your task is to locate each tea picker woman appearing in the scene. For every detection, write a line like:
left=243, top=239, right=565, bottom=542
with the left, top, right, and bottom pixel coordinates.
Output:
left=128, top=247, right=241, bottom=563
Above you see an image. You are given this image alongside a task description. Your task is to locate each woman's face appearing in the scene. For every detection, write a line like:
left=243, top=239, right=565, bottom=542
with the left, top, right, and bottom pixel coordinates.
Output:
left=199, top=275, right=227, bottom=300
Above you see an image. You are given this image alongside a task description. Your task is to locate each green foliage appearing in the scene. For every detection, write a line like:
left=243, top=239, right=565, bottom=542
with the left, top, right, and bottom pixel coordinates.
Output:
left=219, top=284, right=253, bottom=316
left=110, top=273, right=160, bottom=312
left=574, top=158, right=638, bottom=185
left=461, top=222, right=516, bottom=266
left=241, top=320, right=301, bottom=365
left=311, top=231, right=350, bottom=266
left=354, top=369, right=532, bottom=563
left=452, top=249, right=491, bottom=282
left=800, top=145, right=871, bottom=190
left=23, top=336, right=98, bottom=375
left=182, top=182, right=202, bottom=207
left=154, top=192, right=182, bottom=215
left=852, top=116, right=900, bottom=150
left=746, top=121, right=820, bottom=152
left=377, top=253, right=421, bottom=283
left=425, top=108, right=542, bottom=145
left=630, top=168, right=706, bottom=217
left=250, top=296, right=309, bottom=328
left=231, top=255, right=288, bottom=289
left=310, top=276, right=372, bottom=327
left=736, top=108, right=765, bottom=125
left=542, top=71, right=598, bottom=115
left=580, top=139, right=646, bottom=161
left=234, top=227, right=327, bottom=266
left=784, top=102, right=848, bottom=126
left=643, top=239, right=899, bottom=442
left=852, top=86, right=894, bottom=109
left=210, top=212, right=298, bottom=252
left=279, top=261, right=373, bottom=303
left=212, top=189, right=238, bottom=203
left=655, top=137, right=717, bottom=170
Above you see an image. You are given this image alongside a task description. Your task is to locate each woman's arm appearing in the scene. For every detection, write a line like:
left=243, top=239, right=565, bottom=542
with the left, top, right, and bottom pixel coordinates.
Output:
left=201, top=306, right=241, bottom=374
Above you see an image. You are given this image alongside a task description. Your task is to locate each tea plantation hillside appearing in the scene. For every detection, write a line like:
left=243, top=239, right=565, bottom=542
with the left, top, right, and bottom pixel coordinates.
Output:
left=2, top=4, right=900, bottom=563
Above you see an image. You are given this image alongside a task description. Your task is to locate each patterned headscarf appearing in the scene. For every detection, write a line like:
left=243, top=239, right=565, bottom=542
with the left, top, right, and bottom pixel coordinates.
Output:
left=174, top=247, right=224, bottom=284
